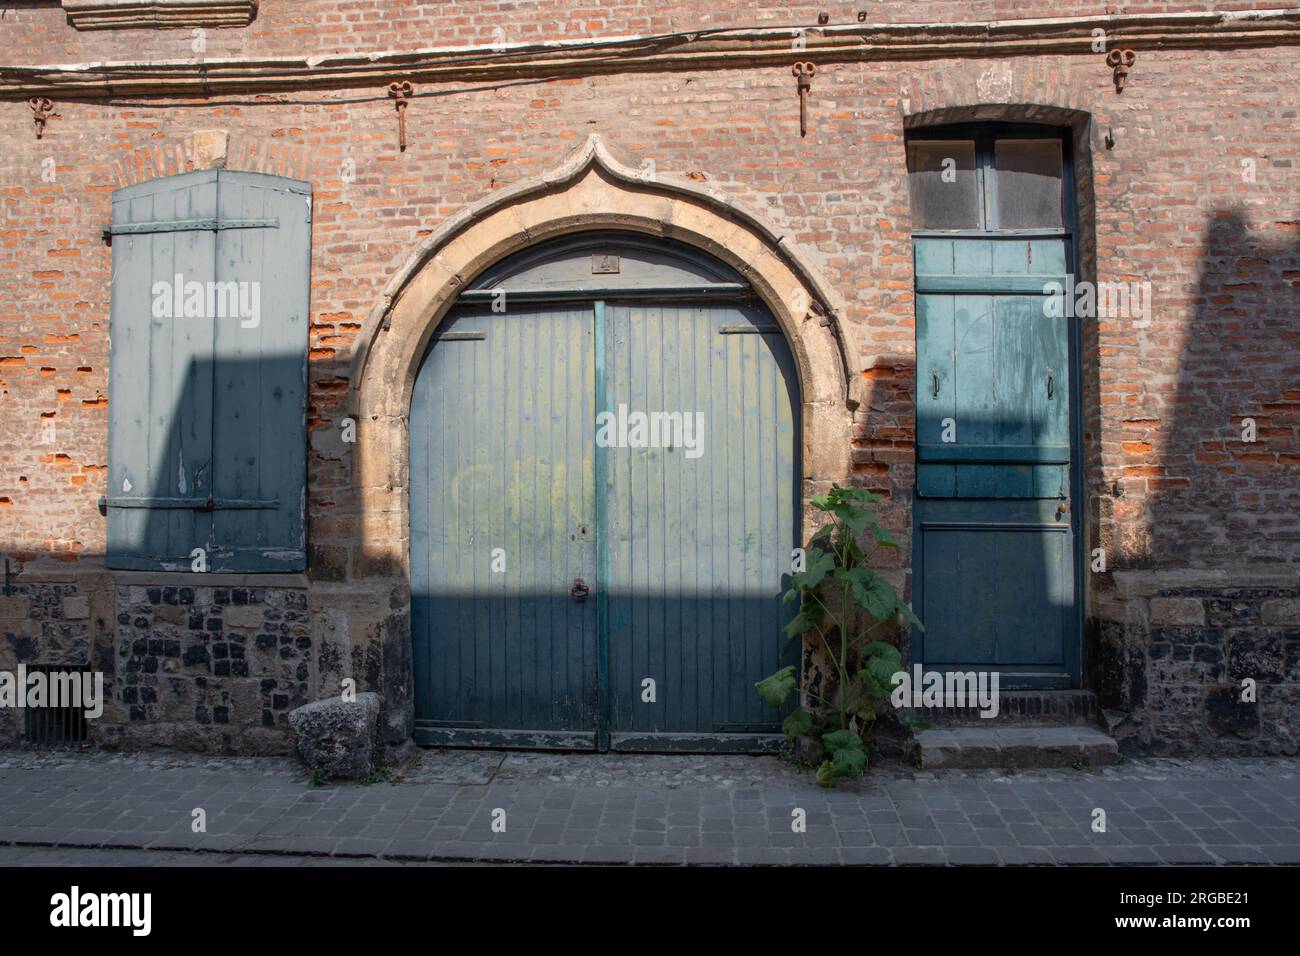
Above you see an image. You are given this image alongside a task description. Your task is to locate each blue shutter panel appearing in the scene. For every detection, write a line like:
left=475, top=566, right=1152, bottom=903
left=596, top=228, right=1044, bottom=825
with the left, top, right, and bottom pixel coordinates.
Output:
left=107, top=171, right=219, bottom=570
left=209, top=172, right=311, bottom=571
left=106, top=171, right=310, bottom=572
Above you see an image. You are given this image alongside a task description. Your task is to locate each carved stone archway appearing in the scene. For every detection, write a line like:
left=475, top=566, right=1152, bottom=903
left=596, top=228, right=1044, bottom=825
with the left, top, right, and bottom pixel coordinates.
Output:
left=348, top=134, right=858, bottom=741
left=351, top=133, right=859, bottom=562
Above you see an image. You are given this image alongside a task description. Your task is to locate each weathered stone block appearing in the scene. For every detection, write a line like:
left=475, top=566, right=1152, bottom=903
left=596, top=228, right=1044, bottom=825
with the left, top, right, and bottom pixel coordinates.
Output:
left=223, top=605, right=264, bottom=629
left=1262, top=599, right=1300, bottom=626
left=288, top=692, right=381, bottom=781
left=61, top=594, right=90, bottom=620
left=1149, top=597, right=1205, bottom=626
left=0, top=594, right=27, bottom=621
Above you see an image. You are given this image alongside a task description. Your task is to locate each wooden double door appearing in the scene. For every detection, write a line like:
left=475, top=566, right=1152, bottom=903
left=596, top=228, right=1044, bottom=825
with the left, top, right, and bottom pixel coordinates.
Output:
left=410, top=234, right=800, bottom=750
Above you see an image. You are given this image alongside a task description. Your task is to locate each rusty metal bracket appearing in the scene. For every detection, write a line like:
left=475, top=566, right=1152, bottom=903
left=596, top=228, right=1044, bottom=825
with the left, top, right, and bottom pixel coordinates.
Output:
left=1106, top=49, right=1136, bottom=94
left=792, top=62, right=815, bottom=137
left=28, top=97, right=56, bottom=139
left=388, top=81, right=413, bottom=151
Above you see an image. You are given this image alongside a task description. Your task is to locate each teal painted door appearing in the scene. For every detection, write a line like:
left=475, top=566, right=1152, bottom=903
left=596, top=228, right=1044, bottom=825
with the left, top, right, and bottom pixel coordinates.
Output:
left=909, top=126, right=1080, bottom=687
left=603, top=303, right=798, bottom=748
left=410, top=235, right=799, bottom=750
left=410, top=306, right=600, bottom=749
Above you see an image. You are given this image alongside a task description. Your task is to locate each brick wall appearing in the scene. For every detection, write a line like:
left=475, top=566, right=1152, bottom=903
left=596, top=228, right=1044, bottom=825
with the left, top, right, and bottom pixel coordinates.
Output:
left=1, top=1, right=1297, bottom=754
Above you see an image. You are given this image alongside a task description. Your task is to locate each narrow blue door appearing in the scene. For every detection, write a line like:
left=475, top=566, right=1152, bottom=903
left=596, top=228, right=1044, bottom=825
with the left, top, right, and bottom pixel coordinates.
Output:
left=908, top=126, right=1081, bottom=687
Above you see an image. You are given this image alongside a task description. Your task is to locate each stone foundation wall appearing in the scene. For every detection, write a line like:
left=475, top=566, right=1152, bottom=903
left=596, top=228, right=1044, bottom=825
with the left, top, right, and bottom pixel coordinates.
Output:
left=1090, top=572, right=1300, bottom=756
left=0, top=573, right=406, bottom=754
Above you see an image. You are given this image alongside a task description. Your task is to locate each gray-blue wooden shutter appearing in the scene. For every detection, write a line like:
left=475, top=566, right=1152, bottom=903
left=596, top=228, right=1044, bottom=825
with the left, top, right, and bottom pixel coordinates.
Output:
left=106, top=170, right=311, bottom=572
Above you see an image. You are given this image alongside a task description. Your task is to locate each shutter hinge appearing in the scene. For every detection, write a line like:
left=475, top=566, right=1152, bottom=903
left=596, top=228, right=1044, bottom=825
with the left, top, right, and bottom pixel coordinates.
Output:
left=102, top=217, right=279, bottom=243
left=102, top=496, right=280, bottom=511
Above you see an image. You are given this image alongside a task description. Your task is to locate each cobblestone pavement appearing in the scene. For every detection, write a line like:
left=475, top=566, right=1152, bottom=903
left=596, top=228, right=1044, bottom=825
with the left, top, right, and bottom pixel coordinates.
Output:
left=0, top=845, right=463, bottom=866
left=0, top=749, right=1297, bottom=865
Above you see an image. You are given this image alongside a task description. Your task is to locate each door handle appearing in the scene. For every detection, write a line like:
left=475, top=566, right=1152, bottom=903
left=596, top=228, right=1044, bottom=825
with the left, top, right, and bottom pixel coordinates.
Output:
left=931, top=368, right=939, bottom=398
left=570, top=578, right=590, bottom=602
left=1047, top=369, right=1055, bottom=401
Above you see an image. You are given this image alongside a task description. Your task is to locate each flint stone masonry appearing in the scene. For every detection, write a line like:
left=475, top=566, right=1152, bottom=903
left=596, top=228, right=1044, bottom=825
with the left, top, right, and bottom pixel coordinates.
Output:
left=101, top=584, right=315, bottom=754
left=288, top=692, right=380, bottom=781
left=1091, top=584, right=1300, bottom=757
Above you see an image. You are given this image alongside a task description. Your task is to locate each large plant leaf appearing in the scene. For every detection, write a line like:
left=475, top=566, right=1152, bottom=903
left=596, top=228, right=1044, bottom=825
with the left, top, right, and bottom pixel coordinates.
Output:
left=789, top=548, right=835, bottom=592
left=815, top=760, right=838, bottom=788
left=861, top=574, right=903, bottom=622
left=782, top=604, right=820, bottom=637
left=781, top=708, right=813, bottom=740
left=861, top=640, right=903, bottom=689
left=843, top=683, right=880, bottom=722
left=821, top=728, right=864, bottom=755
left=871, top=526, right=900, bottom=548
left=755, top=665, right=797, bottom=709
left=836, top=567, right=897, bottom=623
left=831, top=745, right=867, bottom=778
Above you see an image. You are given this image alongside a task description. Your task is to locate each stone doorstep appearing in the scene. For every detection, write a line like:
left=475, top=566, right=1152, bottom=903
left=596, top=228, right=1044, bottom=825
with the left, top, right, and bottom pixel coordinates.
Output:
left=910, top=726, right=1120, bottom=770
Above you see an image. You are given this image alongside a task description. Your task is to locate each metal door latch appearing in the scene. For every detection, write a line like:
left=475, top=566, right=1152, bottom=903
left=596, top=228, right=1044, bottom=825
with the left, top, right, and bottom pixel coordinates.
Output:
left=570, top=578, right=590, bottom=602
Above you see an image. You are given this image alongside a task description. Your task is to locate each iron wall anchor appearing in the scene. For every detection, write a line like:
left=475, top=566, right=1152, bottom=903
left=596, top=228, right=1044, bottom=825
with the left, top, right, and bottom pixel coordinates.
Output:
left=388, top=81, right=413, bottom=151
left=1106, top=49, right=1136, bottom=94
left=29, top=97, right=56, bottom=139
left=792, top=61, right=815, bottom=137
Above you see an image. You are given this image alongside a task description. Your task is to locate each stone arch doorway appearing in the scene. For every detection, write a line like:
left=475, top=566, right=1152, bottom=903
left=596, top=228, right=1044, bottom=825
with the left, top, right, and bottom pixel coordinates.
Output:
left=409, top=230, right=800, bottom=750
left=349, top=135, right=857, bottom=746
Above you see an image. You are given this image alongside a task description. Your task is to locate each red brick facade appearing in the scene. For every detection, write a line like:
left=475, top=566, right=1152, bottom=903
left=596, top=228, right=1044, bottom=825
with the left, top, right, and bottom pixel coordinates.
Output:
left=0, top=2, right=1297, bottom=755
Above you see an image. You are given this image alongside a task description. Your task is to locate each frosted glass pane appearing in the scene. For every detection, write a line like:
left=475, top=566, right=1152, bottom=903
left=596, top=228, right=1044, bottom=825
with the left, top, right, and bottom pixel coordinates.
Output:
left=995, top=139, right=1063, bottom=228
left=907, top=141, right=979, bottom=230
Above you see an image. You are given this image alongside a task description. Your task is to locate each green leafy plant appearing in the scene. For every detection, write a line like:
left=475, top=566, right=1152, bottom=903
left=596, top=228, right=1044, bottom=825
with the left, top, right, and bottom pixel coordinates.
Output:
left=755, top=484, right=922, bottom=786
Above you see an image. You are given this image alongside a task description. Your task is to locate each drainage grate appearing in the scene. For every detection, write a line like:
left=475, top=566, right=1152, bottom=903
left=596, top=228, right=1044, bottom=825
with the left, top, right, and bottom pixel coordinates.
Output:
left=21, top=665, right=91, bottom=745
